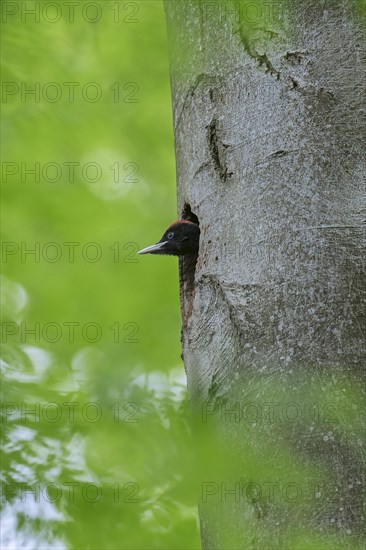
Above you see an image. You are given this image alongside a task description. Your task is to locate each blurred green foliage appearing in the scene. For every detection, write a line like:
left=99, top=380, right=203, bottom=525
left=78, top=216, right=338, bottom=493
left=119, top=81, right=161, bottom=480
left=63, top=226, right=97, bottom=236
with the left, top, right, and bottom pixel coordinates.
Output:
left=1, top=1, right=200, bottom=548
left=2, top=2, right=365, bottom=549
left=2, top=0, right=182, bottom=369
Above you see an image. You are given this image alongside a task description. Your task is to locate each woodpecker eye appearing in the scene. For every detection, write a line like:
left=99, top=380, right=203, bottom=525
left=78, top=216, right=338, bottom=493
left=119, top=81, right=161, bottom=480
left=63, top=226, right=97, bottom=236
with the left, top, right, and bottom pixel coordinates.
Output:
left=167, top=232, right=174, bottom=240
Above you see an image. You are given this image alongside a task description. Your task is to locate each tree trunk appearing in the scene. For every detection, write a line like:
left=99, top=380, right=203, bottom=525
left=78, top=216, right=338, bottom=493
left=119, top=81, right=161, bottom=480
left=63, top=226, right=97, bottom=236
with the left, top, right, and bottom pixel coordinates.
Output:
left=164, top=1, right=365, bottom=548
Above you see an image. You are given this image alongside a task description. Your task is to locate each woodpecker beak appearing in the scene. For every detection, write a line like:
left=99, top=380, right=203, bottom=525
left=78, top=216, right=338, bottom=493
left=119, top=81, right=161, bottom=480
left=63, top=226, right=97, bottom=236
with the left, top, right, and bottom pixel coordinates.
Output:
left=137, top=241, right=168, bottom=255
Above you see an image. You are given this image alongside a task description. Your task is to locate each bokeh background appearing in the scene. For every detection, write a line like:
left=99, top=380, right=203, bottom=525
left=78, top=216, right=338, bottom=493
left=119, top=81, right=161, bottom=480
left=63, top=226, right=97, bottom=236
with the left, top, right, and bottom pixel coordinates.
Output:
left=1, top=1, right=201, bottom=548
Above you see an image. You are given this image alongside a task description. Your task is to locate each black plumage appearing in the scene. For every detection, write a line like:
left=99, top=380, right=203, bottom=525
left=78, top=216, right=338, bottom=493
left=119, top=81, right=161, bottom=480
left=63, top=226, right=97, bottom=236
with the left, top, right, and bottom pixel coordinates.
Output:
left=138, top=220, right=200, bottom=256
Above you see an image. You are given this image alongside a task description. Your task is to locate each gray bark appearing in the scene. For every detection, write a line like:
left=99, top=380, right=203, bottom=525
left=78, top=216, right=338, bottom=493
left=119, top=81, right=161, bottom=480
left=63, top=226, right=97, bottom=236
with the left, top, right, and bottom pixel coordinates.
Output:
left=165, top=1, right=365, bottom=548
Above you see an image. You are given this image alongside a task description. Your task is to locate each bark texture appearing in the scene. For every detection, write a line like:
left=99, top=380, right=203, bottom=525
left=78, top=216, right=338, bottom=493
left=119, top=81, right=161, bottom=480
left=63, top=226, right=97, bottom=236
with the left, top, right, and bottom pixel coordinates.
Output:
left=165, top=1, right=365, bottom=548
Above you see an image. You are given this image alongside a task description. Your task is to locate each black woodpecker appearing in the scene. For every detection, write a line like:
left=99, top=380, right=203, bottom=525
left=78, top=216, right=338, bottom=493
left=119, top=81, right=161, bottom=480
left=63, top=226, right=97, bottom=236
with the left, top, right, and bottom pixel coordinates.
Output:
left=138, top=220, right=200, bottom=256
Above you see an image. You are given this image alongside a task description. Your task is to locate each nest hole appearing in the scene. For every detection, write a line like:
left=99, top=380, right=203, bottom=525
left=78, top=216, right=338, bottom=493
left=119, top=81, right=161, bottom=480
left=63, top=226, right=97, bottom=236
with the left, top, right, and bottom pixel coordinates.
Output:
left=179, top=203, right=199, bottom=309
left=181, top=203, right=199, bottom=226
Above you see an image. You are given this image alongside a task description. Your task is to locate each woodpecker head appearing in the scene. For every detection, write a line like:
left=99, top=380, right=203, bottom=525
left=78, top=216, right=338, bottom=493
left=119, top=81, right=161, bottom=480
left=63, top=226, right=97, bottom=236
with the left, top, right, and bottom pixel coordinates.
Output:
left=138, top=220, right=200, bottom=256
